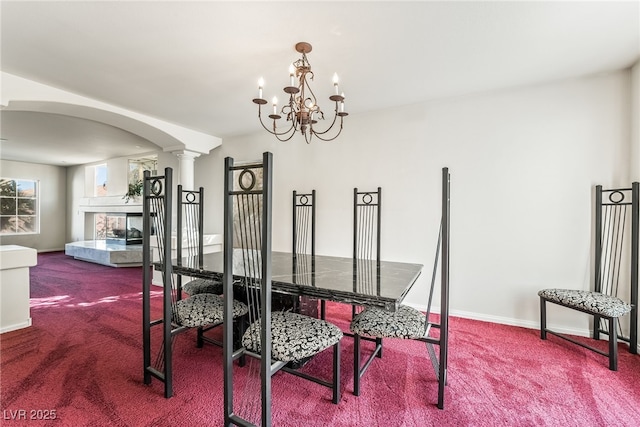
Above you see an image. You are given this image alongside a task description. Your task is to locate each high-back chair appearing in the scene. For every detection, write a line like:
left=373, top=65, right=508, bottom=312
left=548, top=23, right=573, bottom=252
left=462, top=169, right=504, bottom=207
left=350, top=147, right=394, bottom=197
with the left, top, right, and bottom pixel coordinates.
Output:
left=176, top=185, right=223, bottom=297
left=538, top=182, right=638, bottom=370
left=350, top=168, right=451, bottom=409
left=176, top=185, right=230, bottom=349
left=223, top=153, right=343, bottom=427
left=142, top=168, right=248, bottom=398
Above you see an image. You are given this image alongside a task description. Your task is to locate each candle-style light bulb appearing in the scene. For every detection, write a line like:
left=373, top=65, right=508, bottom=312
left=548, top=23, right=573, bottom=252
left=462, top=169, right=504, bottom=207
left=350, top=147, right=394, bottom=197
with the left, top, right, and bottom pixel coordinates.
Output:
left=258, top=77, right=264, bottom=99
left=272, top=96, right=278, bottom=115
left=289, top=64, right=296, bottom=87
left=340, top=92, right=345, bottom=112
left=333, top=73, right=339, bottom=94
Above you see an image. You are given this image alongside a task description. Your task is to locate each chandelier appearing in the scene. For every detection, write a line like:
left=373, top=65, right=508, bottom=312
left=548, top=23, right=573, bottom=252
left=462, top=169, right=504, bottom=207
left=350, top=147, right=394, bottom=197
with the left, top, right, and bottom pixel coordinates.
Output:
left=252, top=42, right=348, bottom=143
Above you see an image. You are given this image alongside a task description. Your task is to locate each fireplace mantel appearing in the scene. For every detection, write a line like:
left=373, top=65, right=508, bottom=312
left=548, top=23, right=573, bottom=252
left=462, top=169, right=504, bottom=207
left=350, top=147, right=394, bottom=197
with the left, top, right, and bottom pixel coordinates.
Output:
left=78, top=196, right=142, bottom=213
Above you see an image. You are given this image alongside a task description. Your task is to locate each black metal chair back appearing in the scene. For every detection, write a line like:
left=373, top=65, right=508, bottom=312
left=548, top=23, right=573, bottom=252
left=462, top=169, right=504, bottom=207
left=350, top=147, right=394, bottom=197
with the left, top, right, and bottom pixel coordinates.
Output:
left=293, top=190, right=318, bottom=317
left=223, top=152, right=274, bottom=426
left=142, top=167, right=175, bottom=398
left=177, top=185, right=204, bottom=269
left=353, top=187, right=381, bottom=262
left=594, top=183, right=639, bottom=349
left=352, top=188, right=381, bottom=313
left=175, top=185, right=223, bottom=297
left=293, top=190, right=315, bottom=256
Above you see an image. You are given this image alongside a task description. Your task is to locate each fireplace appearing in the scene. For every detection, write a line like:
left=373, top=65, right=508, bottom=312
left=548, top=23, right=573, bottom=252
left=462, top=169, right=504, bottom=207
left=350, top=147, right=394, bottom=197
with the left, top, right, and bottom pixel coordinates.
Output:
left=106, top=212, right=143, bottom=245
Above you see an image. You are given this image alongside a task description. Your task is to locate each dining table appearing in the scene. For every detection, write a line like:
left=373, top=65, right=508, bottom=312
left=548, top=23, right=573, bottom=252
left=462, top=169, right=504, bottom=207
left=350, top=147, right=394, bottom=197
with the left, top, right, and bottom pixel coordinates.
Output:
left=169, top=251, right=423, bottom=312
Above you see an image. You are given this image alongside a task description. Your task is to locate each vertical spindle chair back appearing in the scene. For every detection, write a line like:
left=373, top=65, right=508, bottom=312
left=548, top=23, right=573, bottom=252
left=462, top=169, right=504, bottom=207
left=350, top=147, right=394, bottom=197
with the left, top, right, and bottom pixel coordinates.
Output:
left=177, top=186, right=223, bottom=297
left=353, top=187, right=381, bottom=263
left=293, top=190, right=320, bottom=317
left=142, top=167, right=177, bottom=397
left=352, top=188, right=381, bottom=316
left=293, top=190, right=315, bottom=257
left=594, top=184, right=639, bottom=348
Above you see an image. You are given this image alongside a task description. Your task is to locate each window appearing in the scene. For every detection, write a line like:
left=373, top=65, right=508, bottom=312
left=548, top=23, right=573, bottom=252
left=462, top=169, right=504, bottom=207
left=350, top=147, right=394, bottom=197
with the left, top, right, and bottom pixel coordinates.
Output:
left=95, top=164, right=108, bottom=196
left=0, top=178, right=39, bottom=235
left=95, top=213, right=107, bottom=240
left=128, top=156, right=157, bottom=185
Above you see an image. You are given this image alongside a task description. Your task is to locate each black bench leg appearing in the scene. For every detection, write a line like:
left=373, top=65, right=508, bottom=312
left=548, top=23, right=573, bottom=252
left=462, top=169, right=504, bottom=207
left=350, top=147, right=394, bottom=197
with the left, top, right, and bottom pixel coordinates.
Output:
left=197, top=326, right=204, bottom=348
left=353, top=334, right=361, bottom=396
left=608, top=317, right=618, bottom=371
left=594, top=314, right=601, bottom=340
left=540, top=297, right=547, bottom=340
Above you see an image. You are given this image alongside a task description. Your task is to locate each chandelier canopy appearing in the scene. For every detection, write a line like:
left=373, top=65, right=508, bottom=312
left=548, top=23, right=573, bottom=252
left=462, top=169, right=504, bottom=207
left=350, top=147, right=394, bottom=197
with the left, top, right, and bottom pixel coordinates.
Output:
left=252, top=42, right=348, bottom=143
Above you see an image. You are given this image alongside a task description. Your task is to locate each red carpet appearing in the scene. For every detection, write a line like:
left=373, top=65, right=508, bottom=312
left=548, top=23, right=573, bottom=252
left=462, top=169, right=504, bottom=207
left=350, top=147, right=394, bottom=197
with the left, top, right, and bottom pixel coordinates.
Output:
left=1, top=252, right=640, bottom=426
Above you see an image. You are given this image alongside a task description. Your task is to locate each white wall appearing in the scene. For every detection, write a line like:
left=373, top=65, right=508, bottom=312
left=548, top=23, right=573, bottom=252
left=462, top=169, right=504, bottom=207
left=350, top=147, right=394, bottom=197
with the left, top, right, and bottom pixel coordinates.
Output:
left=196, top=70, right=632, bottom=335
left=0, top=160, right=67, bottom=251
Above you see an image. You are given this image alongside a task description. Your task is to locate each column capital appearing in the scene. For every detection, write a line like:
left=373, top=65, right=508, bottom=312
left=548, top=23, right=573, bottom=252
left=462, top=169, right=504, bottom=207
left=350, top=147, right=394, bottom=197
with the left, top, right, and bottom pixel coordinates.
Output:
left=171, top=149, right=202, bottom=160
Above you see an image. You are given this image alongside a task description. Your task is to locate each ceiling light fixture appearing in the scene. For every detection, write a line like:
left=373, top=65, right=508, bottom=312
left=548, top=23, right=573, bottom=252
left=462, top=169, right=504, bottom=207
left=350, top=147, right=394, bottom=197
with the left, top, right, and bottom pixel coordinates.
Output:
left=252, top=42, right=348, bottom=143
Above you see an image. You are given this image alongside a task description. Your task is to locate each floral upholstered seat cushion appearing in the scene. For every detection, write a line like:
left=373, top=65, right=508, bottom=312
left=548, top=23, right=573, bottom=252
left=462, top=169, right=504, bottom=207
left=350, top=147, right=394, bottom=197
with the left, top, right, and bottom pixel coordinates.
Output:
left=350, top=304, right=426, bottom=339
left=182, top=278, right=223, bottom=296
left=242, top=311, right=343, bottom=362
left=538, top=289, right=632, bottom=318
left=173, top=293, right=248, bottom=328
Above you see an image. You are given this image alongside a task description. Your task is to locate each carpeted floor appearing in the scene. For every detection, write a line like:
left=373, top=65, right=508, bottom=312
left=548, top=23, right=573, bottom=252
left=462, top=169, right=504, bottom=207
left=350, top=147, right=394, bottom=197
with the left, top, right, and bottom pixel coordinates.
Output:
left=1, top=251, right=639, bottom=426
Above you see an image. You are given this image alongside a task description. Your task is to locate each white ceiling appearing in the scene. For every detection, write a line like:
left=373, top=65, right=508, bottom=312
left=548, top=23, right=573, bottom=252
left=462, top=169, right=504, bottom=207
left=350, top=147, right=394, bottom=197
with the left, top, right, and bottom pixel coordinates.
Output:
left=1, top=1, right=638, bottom=166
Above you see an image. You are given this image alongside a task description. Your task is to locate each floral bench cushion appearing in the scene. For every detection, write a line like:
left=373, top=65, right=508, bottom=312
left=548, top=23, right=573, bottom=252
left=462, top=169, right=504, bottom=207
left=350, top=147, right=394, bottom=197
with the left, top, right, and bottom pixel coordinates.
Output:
left=242, top=311, right=343, bottom=362
left=182, top=278, right=223, bottom=296
left=173, top=293, right=248, bottom=328
left=538, top=288, right=632, bottom=318
left=350, top=304, right=427, bottom=339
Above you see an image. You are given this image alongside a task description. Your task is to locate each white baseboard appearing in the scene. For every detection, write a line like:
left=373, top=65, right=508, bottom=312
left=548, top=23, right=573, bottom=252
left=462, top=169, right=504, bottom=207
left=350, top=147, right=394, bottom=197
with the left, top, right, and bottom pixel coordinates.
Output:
left=0, top=318, right=32, bottom=334
left=403, top=302, right=592, bottom=338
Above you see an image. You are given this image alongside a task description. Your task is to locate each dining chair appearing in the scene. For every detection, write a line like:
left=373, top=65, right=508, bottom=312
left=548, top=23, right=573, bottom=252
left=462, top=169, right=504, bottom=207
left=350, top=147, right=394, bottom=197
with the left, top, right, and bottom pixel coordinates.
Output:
left=142, top=167, right=248, bottom=398
left=223, top=153, right=343, bottom=427
left=176, top=184, right=229, bottom=349
left=347, top=188, right=383, bottom=350
left=538, top=182, right=638, bottom=370
left=350, top=168, right=451, bottom=409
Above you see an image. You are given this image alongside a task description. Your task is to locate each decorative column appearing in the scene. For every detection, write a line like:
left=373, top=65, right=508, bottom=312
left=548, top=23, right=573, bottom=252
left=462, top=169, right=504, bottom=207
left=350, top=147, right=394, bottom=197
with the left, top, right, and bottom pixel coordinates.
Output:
left=173, top=150, right=201, bottom=190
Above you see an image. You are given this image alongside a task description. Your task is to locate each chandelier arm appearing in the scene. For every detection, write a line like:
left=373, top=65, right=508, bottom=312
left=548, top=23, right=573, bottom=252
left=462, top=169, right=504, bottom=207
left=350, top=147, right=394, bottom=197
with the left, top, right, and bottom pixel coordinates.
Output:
left=310, top=117, right=344, bottom=142
left=303, top=74, right=319, bottom=109
left=257, top=105, right=297, bottom=137
left=309, top=103, right=340, bottom=136
left=271, top=128, right=296, bottom=142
